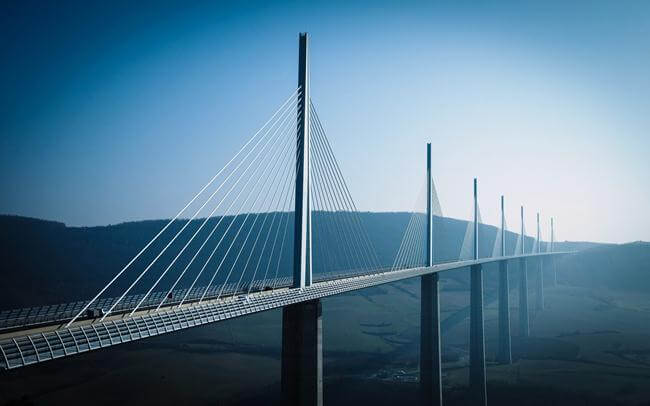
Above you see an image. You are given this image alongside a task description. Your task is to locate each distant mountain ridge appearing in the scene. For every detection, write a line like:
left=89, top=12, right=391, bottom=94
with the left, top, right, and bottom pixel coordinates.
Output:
left=557, top=241, right=650, bottom=292
left=0, top=214, right=606, bottom=310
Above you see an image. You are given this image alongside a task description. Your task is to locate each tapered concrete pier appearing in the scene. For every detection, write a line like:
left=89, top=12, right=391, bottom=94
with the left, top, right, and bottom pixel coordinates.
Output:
left=551, top=256, right=557, bottom=287
left=281, top=33, right=322, bottom=406
left=421, top=274, right=442, bottom=405
left=498, top=260, right=512, bottom=363
left=497, top=196, right=512, bottom=364
left=536, top=257, right=544, bottom=311
left=470, top=264, right=487, bottom=404
left=519, top=258, right=529, bottom=337
left=535, top=213, right=544, bottom=311
left=281, top=300, right=323, bottom=406
left=551, top=217, right=557, bottom=286
left=518, top=206, right=529, bottom=338
left=469, top=179, right=487, bottom=405
left=420, top=143, right=442, bottom=405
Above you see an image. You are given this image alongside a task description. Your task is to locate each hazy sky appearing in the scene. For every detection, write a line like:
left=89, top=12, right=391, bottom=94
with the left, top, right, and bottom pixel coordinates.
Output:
left=1, top=0, right=649, bottom=243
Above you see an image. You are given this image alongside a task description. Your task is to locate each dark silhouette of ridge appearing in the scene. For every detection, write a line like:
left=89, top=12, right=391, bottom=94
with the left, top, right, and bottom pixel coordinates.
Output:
left=0, top=214, right=604, bottom=310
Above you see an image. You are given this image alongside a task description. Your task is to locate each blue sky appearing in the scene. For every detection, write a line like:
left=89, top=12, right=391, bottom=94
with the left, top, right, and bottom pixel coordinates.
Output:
left=1, top=0, right=649, bottom=243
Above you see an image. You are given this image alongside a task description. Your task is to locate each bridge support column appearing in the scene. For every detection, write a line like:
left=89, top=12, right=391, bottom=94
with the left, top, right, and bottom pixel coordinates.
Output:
left=497, top=260, right=512, bottom=364
left=535, top=213, right=544, bottom=311
left=469, top=178, right=486, bottom=404
left=552, top=256, right=557, bottom=287
left=497, top=195, right=511, bottom=364
left=470, top=264, right=487, bottom=405
left=536, top=257, right=544, bottom=311
left=551, top=217, right=556, bottom=286
left=281, top=299, right=323, bottom=406
left=420, top=143, right=443, bottom=404
left=519, top=258, right=529, bottom=337
left=421, top=274, right=442, bottom=405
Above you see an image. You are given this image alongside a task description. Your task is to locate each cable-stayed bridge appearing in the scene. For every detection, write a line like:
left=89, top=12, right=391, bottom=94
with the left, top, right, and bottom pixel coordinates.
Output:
left=0, top=34, right=572, bottom=406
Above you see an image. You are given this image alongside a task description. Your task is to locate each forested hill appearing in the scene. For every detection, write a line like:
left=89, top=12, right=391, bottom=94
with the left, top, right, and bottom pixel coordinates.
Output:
left=0, top=214, right=598, bottom=310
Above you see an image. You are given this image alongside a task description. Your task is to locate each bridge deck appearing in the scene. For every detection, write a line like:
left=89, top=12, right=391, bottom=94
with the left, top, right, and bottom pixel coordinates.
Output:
left=0, top=268, right=386, bottom=333
left=0, top=252, right=568, bottom=370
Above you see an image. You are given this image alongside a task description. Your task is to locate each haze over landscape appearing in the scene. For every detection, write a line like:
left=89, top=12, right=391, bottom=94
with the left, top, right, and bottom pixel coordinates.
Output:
left=1, top=215, right=650, bottom=405
left=1, top=1, right=650, bottom=406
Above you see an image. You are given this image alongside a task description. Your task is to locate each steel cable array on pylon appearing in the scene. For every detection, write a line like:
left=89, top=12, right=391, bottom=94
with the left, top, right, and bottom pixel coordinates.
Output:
left=65, top=89, right=301, bottom=326
left=392, top=182, right=427, bottom=270
left=311, top=103, right=382, bottom=269
left=308, top=99, right=382, bottom=279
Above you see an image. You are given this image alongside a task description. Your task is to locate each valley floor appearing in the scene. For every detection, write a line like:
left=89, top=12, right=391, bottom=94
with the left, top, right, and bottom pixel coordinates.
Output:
left=2, top=283, right=650, bottom=406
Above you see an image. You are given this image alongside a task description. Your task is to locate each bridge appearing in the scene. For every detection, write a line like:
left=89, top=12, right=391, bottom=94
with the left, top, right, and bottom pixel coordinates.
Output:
left=0, top=33, right=571, bottom=406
